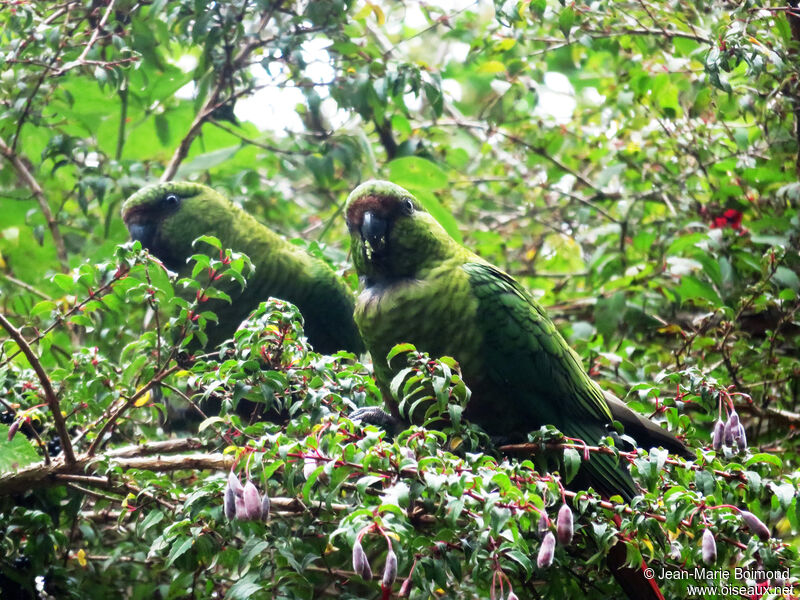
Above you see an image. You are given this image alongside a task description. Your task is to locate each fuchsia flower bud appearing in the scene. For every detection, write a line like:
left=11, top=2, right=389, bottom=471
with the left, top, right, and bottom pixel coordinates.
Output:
left=223, top=483, right=237, bottom=521
left=712, top=420, right=725, bottom=451
left=740, top=511, right=770, bottom=541
left=382, top=548, right=397, bottom=587
left=225, top=471, right=246, bottom=520
left=7, top=419, right=20, bottom=442
left=242, top=480, right=261, bottom=520
left=234, top=491, right=247, bottom=520
left=537, top=512, right=549, bottom=538
left=702, top=529, right=717, bottom=564
left=734, top=424, right=747, bottom=452
left=228, top=471, right=243, bottom=493
left=260, top=491, right=271, bottom=521
left=537, top=532, right=555, bottom=568
left=556, top=504, right=574, bottom=546
left=352, top=539, right=372, bottom=580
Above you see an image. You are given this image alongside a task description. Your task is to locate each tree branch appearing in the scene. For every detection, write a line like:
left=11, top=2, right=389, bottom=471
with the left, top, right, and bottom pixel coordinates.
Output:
left=160, top=4, right=282, bottom=181
left=0, top=136, right=69, bottom=272
left=86, top=364, right=180, bottom=456
left=0, top=439, right=220, bottom=496
left=0, top=312, right=75, bottom=465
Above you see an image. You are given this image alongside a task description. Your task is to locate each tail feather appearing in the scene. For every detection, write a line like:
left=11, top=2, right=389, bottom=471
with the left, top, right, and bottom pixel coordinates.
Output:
left=607, top=542, right=665, bottom=600
left=608, top=514, right=665, bottom=600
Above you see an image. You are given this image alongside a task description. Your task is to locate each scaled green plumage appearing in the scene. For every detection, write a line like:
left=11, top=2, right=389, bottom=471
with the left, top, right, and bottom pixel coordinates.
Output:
left=345, top=180, right=690, bottom=502
left=122, top=182, right=364, bottom=354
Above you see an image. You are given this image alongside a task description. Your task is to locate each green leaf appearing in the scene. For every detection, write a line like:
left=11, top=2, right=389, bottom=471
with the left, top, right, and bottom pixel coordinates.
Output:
left=387, top=157, right=448, bottom=190
left=676, top=276, right=721, bottom=307
left=562, top=447, right=581, bottom=483
left=30, top=300, right=57, bottom=317
left=166, top=536, right=194, bottom=568
left=558, top=6, right=575, bottom=37
left=745, top=453, right=783, bottom=469
left=0, top=424, right=40, bottom=473
left=175, top=146, right=241, bottom=177
left=225, top=575, right=263, bottom=600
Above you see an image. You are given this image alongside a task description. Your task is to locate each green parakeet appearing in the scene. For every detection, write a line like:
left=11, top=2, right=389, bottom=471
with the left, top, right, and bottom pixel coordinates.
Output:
left=121, top=182, right=364, bottom=355
left=345, top=180, right=686, bottom=599
left=345, top=180, right=688, bottom=498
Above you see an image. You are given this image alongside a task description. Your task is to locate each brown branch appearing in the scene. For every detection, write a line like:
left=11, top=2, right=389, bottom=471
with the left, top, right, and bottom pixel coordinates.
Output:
left=160, top=4, right=282, bottom=181
left=0, top=442, right=231, bottom=496
left=2, top=267, right=126, bottom=366
left=0, top=136, right=69, bottom=272
left=76, top=0, right=115, bottom=63
left=735, top=402, right=800, bottom=427
left=0, top=312, right=75, bottom=465
left=497, top=440, right=748, bottom=483
left=0, top=273, right=52, bottom=299
left=86, top=365, right=181, bottom=456
left=583, top=26, right=711, bottom=45
left=787, top=1, right=800, bottom=177
left=209, top=120, right=309, bottom=156
left=428, top=118, right=620, bottom=221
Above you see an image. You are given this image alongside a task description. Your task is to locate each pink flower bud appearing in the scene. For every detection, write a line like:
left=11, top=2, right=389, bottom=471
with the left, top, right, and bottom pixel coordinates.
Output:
left=352, top=539, right=372, bottom=580
left=712, top=420, right=725, bottom=451
left=702, top=529, right=716, bottom=564
left=537, top=532, right=555, bottom=568
left=234, top=490, right=247, bottom=520
left=537, top=512, right=549, bottom=538
left=734, top=424, right=747, bottom=451
left=260, top=491, right=271, bottom=521
left=556, top=504, right=573, bottom=546
left=223, top=483, right=236, bottom=521
left=741, top=511, right=770, bottom=541
left=242, top=480, right=261, bottom=520
left=382, top=548, right=397, bottom=588
left=304, top=457, right=320, bottom=480
left=724, top=415, right=736, bottom=446
left=7, top=419, right=19, bottom=441
left=228, top=471, right=243, bottom=493
left=507, top=592, right=519, bottom=600
left=398, top=575, right=412, bottom=597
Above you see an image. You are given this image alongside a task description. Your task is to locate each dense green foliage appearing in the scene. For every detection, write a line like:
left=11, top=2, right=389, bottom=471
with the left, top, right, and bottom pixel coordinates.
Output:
left=1, top=1, right=799, bottom=598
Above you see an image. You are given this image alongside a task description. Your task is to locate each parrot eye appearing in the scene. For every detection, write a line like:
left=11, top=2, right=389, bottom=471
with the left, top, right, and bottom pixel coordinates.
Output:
left=402, top=199, right=414, bottom=215
left=164, top=193, right=180, bottom=206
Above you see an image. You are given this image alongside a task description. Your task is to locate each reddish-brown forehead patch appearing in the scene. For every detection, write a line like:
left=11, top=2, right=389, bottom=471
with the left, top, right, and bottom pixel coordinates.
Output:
left=121, top=202, right=152, bottom=225
left=346, top=194, right=400, bottom=228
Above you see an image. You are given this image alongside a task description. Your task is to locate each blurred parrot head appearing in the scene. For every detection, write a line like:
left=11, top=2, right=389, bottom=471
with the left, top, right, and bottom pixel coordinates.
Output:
left=345, top=180, right=455, bottom=282
left=121, top=182, right=233, bottom=271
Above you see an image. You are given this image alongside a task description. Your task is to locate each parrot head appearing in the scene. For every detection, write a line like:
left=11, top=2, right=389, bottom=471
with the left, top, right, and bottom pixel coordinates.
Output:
left=345, top=180, right=455, bottom=283
left=121, top=182, right=233, bottom=271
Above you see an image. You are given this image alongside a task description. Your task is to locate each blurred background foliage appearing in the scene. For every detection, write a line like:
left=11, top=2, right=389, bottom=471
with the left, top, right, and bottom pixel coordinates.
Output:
left=1, top=0, right=799, bottom=598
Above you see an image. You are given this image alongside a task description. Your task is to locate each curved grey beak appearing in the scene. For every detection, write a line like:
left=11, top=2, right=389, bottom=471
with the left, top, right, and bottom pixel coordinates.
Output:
left=361, top=211, right=388, bottom=251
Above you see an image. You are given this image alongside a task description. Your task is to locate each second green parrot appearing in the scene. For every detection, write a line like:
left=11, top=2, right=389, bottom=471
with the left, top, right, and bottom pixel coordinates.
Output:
left=344, top=180, right=690, bottom=502
left=122, top=182, right=364, bottom=355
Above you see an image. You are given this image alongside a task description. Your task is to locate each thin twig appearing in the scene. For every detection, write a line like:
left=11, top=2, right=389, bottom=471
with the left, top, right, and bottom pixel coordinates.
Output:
left=0, top=273, right=52, bottom=299
left=210, top=120, right=309, bottom=156
left=0, top=136, right=69, bottom=272
left=86, top=364, right=180, bottom=456
left=161, top=3, right=282, bottom=181
left=51, top=0, right=118, bottom=76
